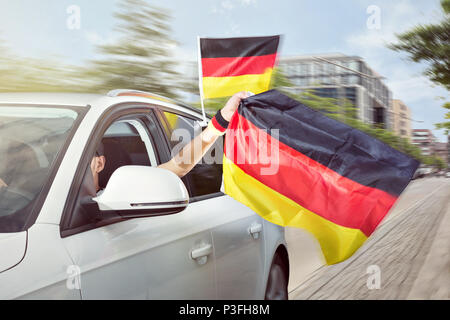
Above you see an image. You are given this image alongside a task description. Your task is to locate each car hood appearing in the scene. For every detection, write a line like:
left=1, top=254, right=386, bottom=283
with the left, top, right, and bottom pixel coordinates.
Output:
left=0, top=231, right=27, bottom=273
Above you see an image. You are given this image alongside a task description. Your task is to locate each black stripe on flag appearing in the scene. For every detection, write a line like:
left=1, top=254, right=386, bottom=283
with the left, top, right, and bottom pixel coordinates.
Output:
left=238, top=90, right=420, bottom=197
left=200, top=35, right=280, bottom=58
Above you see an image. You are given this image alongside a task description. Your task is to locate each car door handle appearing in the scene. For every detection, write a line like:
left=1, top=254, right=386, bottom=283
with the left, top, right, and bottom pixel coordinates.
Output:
left=190, top=244, right=212, bottom=265
left=249, top=223, right=262, bottom=239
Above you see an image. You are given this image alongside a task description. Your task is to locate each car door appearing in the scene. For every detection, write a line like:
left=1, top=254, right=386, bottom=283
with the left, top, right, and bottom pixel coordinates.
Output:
left=157, top=110, right=266, bottom=299
left=210, top=203, right=266, bottom=299
left=60, top=107, right=217, bottom=299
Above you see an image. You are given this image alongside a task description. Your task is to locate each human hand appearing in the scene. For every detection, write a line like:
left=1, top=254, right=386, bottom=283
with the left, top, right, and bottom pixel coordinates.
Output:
left=220, top=91, right=250, bottom=122
left=0, top=178, right=7, bottom=189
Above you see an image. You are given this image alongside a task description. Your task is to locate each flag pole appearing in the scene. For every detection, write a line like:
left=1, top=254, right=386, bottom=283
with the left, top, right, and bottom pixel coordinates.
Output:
left=197, top=36, right=208, bottom=127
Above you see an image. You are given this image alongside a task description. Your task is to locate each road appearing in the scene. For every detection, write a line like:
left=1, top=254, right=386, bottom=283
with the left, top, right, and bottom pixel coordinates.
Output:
left=286, top=177, right=450, bottom=300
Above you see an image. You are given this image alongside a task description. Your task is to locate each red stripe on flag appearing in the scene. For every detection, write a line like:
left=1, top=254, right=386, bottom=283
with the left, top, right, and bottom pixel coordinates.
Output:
left=201, top=54, right=277, bottom=77
left=225, top=113, right=397, bottom=236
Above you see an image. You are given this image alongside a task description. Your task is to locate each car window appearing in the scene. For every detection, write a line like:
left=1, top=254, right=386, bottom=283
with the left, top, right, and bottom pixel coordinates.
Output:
left=99, top=119, right=157, bottom=189
left=0, top=106, right=81, bottom=233
left=66, top=114, right=159, bottom=231
left=158, top=111, right=223, bottom=199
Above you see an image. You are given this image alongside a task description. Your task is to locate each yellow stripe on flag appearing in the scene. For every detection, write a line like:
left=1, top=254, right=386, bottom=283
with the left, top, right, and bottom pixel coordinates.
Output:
left=164, top=112, right=179, bottom=129
left=223, top=155, right=368, bottom=265
left=202, top=68, right=273, bottom=99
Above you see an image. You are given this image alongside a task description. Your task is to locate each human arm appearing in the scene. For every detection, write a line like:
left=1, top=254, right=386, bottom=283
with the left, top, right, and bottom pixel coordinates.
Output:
left=158, top=91, right=249, bottom=177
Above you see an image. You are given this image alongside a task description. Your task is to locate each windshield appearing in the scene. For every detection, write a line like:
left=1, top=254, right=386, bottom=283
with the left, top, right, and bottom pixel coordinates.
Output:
left=0, top=106, right=81, bottom=233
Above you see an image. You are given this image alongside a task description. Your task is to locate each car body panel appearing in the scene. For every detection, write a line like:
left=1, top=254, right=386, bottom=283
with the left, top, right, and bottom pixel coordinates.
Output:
left=261, top=219, right=288, bottom=287
left=0, top=224, right=80, bottom=299
left=0, top=93, right=103, bottom=107
left=0, top=232, right=27, bottom=273
left=62, top=216, right=216, bottom=299
left=212, top=214, right=266, bottom=299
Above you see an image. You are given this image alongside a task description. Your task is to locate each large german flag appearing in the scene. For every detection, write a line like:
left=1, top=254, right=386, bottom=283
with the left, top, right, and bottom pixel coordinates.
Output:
left=223, top=90, right=420, bottom=265
left=199, top=36, right=280, bottom=99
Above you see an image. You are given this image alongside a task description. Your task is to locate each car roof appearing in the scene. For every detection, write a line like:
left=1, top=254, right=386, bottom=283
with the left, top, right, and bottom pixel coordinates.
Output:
left=0, top=91, right=205, bottom=119
left=0, top=92, right=103, bottom=107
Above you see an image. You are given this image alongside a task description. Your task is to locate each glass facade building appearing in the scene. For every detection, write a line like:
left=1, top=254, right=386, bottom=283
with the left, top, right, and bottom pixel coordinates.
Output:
left=278, top=54, right=393, bottom=129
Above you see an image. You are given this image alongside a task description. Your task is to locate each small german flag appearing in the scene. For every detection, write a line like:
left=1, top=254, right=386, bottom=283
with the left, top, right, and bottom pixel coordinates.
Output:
left=223, top=90, right=420, bottom=265
left=199, top=35, right=280, bottom=99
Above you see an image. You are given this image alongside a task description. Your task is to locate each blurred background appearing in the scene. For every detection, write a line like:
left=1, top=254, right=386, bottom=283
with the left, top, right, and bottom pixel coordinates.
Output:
left=0, top=0, right=448, bottom=171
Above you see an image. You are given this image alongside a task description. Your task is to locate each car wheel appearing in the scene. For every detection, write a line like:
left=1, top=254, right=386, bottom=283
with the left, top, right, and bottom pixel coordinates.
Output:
left=264, top=253, right=288, bottom=300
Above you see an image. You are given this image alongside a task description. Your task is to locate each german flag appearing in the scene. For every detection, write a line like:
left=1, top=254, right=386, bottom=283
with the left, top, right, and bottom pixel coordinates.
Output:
left=223, top=90, right=419, bottom=265
left=199, top=36, right=280, bottom=99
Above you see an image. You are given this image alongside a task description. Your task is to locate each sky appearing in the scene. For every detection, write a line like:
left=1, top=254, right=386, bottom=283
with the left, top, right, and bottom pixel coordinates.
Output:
left=0, top=0, right=448, bottom=141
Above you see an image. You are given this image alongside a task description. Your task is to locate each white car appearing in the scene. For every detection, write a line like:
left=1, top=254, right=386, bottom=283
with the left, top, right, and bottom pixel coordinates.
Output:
left=0, top=90, right=289, bottom=299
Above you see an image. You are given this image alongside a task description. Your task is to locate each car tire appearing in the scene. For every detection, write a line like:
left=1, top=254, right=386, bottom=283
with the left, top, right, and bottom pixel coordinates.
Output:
left=264, top=253, right=289, bottom=300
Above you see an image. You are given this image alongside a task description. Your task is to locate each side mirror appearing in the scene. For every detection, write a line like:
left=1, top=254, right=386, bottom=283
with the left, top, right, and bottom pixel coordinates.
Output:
left=93, top=165, right=189, bottom=218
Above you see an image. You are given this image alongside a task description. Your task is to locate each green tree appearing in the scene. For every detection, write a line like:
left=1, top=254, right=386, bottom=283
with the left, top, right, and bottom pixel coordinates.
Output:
left=389, top=0, right=450, bottom=135
left=0, top=39, right=83, bottom=93
left=85, top=0, right=180, bottom=97
left=434, top=156, right=446, bottom=169
left=269, top=67, right=295, bottom=91
left=0, top=38, right=14, bottom=90
left=423, top=155, right=447, bottom=169
left=389, top=0, right=450, bottom=90
left=435, top=102, right=450, bottom=134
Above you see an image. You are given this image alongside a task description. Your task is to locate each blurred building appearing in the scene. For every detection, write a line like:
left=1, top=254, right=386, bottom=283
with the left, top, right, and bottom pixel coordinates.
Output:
left=278, top=53, right=393, bottom=129
left=391, top=99, right=412, bottom=141
left=412, top=129, right=437, bottom=156
left=434, top=142, right=448, bottom=162
left=448, top=135, right=450, bottom=165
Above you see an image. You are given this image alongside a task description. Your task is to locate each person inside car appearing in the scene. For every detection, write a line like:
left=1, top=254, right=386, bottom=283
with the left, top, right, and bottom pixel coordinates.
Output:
left=90, top=91, right=249, bottom=194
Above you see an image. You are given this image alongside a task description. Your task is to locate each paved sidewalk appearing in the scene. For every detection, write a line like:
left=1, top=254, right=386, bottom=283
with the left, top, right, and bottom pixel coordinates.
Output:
left=407, top=201, right=450, bottom=299
left=290, top=178, right=450, bottom=300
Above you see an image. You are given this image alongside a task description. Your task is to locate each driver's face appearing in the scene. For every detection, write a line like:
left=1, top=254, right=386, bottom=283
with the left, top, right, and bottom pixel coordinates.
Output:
left=90, top=155, right=106, bottom=192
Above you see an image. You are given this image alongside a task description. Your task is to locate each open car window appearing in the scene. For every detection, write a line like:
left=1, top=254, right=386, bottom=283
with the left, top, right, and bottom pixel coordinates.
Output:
left=66, top=114, right=159, bottom=231
left=157, top=111, right=223, bottom=200
left=99, top=119, right=157, bottom=189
